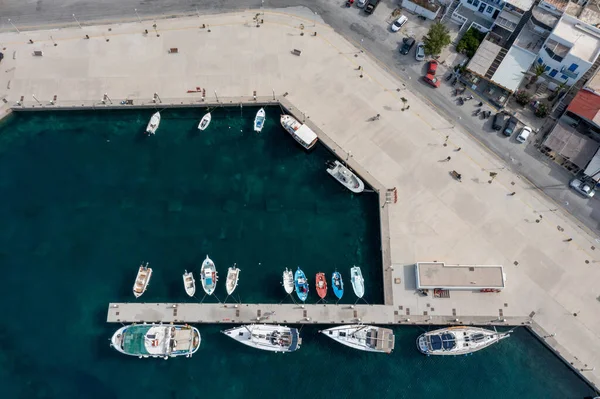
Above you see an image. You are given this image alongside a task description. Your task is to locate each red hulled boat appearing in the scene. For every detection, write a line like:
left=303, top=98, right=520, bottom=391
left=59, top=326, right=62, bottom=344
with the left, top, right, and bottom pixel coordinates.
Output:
left=316, top=272, right=327, bottom=299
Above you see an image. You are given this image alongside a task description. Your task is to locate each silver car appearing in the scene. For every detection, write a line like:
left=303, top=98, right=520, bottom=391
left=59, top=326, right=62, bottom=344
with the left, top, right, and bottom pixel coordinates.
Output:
left=570, top=178, right=596, bottom=198
left=357, top=0, right=368, bottom=7
left=415, top=42, right=425, bottom=61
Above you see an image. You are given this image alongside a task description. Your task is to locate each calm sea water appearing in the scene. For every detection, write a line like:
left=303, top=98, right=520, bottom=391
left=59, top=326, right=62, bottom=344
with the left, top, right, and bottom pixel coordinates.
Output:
left=0, top=107, right=595, bottom=399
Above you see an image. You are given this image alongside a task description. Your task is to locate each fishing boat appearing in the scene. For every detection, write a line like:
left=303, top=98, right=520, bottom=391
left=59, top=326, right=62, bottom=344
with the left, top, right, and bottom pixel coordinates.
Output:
left=111, top=323, right=201, bottom=359
left=221, top=324, right=301, bottom=353
left=133, top=262, right=152, bottom=298
left=417, top=326, right=511, bottom=356
left=350, top=266, right=364, bottom=299
left=182, top=270, right=196, bottom=297
left=198, top=112, right=211, bottom=130
left=332, top=271, right=344, bottom=300
left=254, top=108, right=266, bottom=132
left=226, top=264, right=240, bottom=296
left=146, top=112, right=160, bottom=135
left=294, top=267, right=309, bottom=302
left=315, top=272, right=327, bottom=299
left=280, top=114, right=318, bottom=150
left=326, top=160, right=365, bottom=194
left=282, top=268, right=294, bottom=295
left=320, top=325, right=395, bottom=354
left=200, top=255, right=218, bottom=295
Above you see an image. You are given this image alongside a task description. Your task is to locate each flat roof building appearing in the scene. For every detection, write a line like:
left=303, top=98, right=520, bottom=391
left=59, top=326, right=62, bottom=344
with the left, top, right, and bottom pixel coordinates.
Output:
left=415, top=262, right=506, bottom=290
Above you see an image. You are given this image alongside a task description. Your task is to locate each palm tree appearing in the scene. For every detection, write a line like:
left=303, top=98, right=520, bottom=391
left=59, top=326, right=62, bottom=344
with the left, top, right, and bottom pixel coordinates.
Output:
left=530, top=64, right=547, bottom=85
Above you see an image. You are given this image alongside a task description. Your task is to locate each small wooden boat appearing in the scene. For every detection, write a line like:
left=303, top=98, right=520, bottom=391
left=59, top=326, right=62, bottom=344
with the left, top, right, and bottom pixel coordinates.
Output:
left=198, top=112, right=211, bottom=130
left=254, top=108, right=266, bottom=132
left=283, top=268, right=294, bottom=295
left=226, top=264, right=240, bottom=296
left=350, top=266, right=364, bottom=299
left=315, top=272, right=327, bottom=299
left=133, top=262, right=152, bottom=298
left=332, top=271, right=344, bottom=300
left=146, top=112, right=160, bottom=135
left=182, top=270, right=196, bottom=297
left=294, top=267, right=309, bottom=302
left=201, top=255, right=218, bottom=295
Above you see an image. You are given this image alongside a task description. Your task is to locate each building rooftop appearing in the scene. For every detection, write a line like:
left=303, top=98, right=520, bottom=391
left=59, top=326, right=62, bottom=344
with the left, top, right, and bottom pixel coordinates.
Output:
left=585, top=68, right=600, bottom=93
left=578, top=0, right=600, bottom=27
left=466, top=39, right=502, bottom=77
left=566, top=88, right=600, bottom=124
left=514, top=20, right=548, bottom=53
left=491, top=46, right=536, bottom=92
left=496, top=9, right=521, bottom=32
left=404, top=0, right=441, bottom=12
left=415, top=262, right=506, bottom=290
left=584, top=147, right=600, bottom=180
left=532, top=5, right=560, bottom=29
left=540, top=0, right=570, bottom=14
left=543, top=121, right=600, bottom=169
left=552, top=15, right=600, bottom=63
left=504, top=0, right=535, bottom=12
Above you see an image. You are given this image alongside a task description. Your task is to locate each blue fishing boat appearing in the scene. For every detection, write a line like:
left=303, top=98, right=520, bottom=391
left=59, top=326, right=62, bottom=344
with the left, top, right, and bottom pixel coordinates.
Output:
left=294, top=267, right=309, bottom=302
left=332, top=271, right=344, bottom=299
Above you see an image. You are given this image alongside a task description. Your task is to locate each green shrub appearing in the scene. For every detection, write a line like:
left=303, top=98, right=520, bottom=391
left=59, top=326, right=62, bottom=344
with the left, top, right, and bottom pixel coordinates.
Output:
left=535, top=103, right=548, bottom=118
left=515, top=91, right=531, bottom=106
left=456, top=28, right=485, bottom=58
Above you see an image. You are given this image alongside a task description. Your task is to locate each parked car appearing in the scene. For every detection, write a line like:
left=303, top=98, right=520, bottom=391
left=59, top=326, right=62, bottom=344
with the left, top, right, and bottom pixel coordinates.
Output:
left=516, top=126, right=532, bottom=143
left=423, top=74, right=441, bottom=88
left=364, top=0, right=380, bottom=13
left=357, top=0, right=368, bottom=7
left=492, top=112, right=506, bottom=130
left=415, top=42, right=425, bottom=61
left=427, top=60, right=438, bottom=75
left=400, top=37, right=415, bottom=55
left=503, top=117, right=517, bottom=137
left=570, top=178, right=596, bottom=198
left=391, top=15, right=408, bottom=32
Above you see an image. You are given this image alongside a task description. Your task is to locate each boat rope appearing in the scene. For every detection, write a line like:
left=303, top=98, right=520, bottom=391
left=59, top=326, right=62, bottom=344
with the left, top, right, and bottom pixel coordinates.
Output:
left=213, top=293, right=222, bottom=304
left=199, top=293, right=207, bottom=304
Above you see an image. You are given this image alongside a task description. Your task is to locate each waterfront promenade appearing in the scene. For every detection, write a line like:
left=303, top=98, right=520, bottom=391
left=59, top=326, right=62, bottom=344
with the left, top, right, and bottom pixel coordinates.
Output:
left=0, top=8, right=599, bottom=390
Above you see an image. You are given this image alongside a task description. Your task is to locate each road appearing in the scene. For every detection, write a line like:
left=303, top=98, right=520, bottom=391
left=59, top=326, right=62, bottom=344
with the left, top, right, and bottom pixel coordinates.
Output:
left=2, top=0, right=600, bottom=235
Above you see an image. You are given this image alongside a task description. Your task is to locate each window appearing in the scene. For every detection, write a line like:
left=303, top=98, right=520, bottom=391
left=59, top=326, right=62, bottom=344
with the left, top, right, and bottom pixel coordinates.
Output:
left=487, top=5, right=493, bottom=13
left=545, top=65, right=551, bottom=71
left=568, top=63, right=579, bottom=72
left=473, top=0, right=480, bottom=6
left=467, top=0, right=473, bottom=3
left=561, top=74, right=568, bottom=80
left=537, top=57, right=543, bottom=64
left=549, top=69, right=558, bottom=77
left=544, top=39, right=569, bottom=62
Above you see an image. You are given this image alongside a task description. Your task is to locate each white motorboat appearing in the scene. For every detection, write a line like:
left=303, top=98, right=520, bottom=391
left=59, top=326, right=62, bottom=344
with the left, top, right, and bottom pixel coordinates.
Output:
left=417, top=326, right=511, bottom=356
left=320, top=325, right=395, bottom=353
left=201, top=255, right=218, bottom=295
left=326, top=160, right=365, bottom=194
left=133, top=262, right=152, bottom=298
left=280, top=114, right=318, bottom=150
left=182, top=270, right=196, bottom=297
left=226, top=264, right=240, bottom=296
left=221, top=324, right=301, bottom=352
left=350, top=266, right=364, bottom=299
left=146, top=112, right=160, bottom=135
left=198, top=112, right=211, bottom=130
left=282, top=268, right=294, bottom=295
left=111, top=323, right=201, bottom=359
left=254, top=108, right=266, bottom=133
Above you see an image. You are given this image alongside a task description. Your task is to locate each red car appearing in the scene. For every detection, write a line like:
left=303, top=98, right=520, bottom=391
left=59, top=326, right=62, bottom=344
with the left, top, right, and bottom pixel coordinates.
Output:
left=423, top=74, right=441, bottom=88
left=427, top=60, right=439, bottom=75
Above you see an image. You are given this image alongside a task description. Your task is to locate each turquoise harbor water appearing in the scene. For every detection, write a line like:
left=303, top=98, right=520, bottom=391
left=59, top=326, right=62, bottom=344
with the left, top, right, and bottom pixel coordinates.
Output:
left=0, top=107, right=596, bottom=399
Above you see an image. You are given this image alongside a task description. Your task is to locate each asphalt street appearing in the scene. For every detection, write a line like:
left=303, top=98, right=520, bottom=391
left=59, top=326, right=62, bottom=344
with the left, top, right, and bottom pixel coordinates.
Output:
left=2, top=0, right=600, bottom=235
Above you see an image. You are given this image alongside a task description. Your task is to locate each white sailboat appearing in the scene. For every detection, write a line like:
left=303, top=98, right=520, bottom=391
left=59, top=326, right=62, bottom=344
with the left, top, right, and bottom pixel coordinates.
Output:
left=350, top=266, right=364, bottom=299
left=320, top=325, right=395, bottom=353
left=182, top=270, right=196, bottom=297
left=133, top=262, right=152, bottom=298
left=198, top=112, right=211, bottom=130
left=417, top=326, right=511, bottom=356
left=254, top=108, right=266, bottom=132
left=200, top=255, right=218, bottom=295
left=282, top=268, right=294, bottom=295
left=226, top=264, right=240, bottom=296
left=146, top=112, right=160, bottom=135
left=221, top=324, right=301, bottom=352
left=326, top=160, right=365, bottom=193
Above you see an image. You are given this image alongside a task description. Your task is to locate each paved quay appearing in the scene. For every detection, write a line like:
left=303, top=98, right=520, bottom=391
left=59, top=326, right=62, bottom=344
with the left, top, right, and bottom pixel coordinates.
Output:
left=0, top=9, right=599, bottom=390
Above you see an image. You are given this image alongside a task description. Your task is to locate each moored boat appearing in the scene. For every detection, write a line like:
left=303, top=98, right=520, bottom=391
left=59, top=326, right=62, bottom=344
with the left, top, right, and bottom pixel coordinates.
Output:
left=326, top=160, right=365, bottom=194
left=146, top=112, right=160, bottom=135
left=226, top=264, right=240, bottom=296
left=221, top=324, right=301, bottom=352
left=283, top=268, right=294, bottom=295
left=254, top=108, right=266, bottom=132
left=198, top=112, right=211, bottom=130
left=294, top=267, right=309, bottom=302
left=332, top=271, right=344, bottom=300
left=133, top=262, right=152, bottom=298
left=182, top=270, right=196, bottom=297
left=280, top=114, right=318, bottom=150
left=201, top=255, right=218, bottom=295
left=350, top=266, right=364, bottom=299
left=417, top=326, right=510, bottom=356
left=316, top=272, right=327, bottom=299
left=111, top=323, right=201, bottom=359
left=320, top=325, right=395, bottom=353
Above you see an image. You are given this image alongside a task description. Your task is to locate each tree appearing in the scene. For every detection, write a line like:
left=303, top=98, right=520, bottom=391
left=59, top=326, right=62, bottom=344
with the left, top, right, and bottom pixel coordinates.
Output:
left=515, top=90, right=532, bottom=106
left=424, top=22, right=451, bottom=56
left=530, top=64, right=547, bottom=85
left=535, top=103, right=549, bottom=118
left=456, top=28, right=485, bottom=58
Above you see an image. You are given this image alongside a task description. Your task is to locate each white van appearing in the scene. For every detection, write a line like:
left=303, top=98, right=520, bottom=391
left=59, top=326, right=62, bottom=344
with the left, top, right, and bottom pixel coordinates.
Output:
left=516, top=126, right=532, bottom=143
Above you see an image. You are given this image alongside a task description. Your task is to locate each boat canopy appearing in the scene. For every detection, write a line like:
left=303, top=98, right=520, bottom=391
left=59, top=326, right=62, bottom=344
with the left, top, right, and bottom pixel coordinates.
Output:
left=430, top=333, right=456, bottom=351
left=295, top=125, right=317, bottom=146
